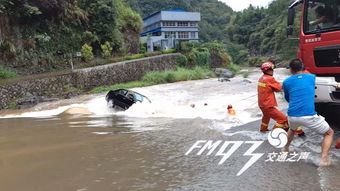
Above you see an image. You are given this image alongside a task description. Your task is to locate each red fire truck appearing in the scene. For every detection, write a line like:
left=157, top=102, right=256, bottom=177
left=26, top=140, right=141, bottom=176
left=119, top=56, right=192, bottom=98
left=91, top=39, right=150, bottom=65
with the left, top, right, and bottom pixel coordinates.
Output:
left=287, top=0, right=340, bottom=122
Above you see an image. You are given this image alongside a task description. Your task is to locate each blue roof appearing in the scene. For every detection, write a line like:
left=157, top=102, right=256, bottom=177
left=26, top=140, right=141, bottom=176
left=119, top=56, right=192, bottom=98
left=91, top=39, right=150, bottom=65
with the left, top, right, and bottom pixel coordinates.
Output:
left=164, top=9, right=187, bottom=12
left=143, top=9, right=188, bottom=21
left=140, top=27, right=161, bottom=36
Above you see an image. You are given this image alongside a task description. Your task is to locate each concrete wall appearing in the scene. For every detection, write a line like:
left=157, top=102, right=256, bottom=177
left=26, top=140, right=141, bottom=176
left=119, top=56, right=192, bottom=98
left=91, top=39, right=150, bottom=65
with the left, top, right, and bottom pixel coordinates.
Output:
left=0, top=53, right=180, bottom=109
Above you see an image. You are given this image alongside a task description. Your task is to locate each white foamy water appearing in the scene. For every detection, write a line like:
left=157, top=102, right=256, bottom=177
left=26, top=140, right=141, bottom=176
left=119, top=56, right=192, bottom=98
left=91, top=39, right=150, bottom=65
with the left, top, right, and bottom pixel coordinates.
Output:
left=0, top=68, right=291, bottom=131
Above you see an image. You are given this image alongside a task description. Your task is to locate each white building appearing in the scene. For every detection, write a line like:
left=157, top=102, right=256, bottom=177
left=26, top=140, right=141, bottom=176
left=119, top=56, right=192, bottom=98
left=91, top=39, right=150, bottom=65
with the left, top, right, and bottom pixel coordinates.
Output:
left=140, top=9, right=201, bottom=52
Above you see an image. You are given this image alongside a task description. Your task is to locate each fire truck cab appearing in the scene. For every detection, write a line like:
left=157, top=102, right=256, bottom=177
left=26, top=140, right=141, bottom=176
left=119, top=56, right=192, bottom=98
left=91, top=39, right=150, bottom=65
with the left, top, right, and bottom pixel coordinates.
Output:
left=288, top=0, right=340, bottom=122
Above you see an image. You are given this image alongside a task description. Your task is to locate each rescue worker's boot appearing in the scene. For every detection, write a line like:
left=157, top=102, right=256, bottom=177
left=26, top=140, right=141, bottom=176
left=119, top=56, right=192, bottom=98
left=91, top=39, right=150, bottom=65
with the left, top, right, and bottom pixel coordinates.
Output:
left=335, top=138, right=340, bottom=149
left=260, top=122, right=269, bottom=132
left=294, top=126, right=305, bottom=137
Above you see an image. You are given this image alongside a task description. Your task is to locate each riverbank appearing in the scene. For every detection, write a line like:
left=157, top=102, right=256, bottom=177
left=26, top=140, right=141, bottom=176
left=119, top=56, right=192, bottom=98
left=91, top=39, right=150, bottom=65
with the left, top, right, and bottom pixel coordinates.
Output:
left=0, top=54, right=180, bottom=110
left=90, top=66, right=216, bottom=93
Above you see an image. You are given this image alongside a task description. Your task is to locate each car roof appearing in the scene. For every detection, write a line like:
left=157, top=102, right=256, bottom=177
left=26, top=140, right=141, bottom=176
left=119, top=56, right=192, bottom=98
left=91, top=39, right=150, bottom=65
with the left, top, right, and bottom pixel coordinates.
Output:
left=114, top=89, right=151, bottom=102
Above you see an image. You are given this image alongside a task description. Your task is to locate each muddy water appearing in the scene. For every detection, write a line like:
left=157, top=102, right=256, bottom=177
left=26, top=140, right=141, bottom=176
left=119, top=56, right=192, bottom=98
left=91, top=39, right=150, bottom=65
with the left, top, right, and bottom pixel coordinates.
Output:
left=0, top=69, right=339, bottom=191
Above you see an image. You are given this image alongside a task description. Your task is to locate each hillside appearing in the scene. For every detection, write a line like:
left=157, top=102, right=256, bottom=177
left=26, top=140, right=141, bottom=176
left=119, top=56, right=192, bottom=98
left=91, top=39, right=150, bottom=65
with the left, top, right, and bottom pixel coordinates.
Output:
left=0, top=0, right=142, bottom=75
left=0, top=0, right=300, bottom=76
left=125, top=0, right=299, bottom=64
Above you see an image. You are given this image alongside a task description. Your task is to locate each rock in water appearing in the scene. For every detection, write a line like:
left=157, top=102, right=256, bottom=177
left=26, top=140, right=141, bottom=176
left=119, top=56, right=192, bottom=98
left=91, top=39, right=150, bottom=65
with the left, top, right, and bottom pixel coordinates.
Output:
left=214, top=68, right=234, bottom=82
left=61, top=107, right=92, bottom=115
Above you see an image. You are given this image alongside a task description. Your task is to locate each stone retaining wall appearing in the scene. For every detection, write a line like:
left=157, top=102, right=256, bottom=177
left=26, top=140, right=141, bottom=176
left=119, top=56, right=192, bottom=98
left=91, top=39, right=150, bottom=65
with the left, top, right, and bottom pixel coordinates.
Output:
left=0, top=53, right=180, bottom=109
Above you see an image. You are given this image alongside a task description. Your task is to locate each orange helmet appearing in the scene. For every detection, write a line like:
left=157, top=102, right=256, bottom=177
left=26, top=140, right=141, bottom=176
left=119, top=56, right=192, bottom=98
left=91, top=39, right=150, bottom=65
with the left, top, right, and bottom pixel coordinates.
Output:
left=261, top=62, right=274, bottom=72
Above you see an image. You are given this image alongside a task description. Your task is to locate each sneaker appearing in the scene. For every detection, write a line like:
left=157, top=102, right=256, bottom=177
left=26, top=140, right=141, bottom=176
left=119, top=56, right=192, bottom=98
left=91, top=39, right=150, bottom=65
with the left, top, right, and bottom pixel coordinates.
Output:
left=297, top=132, right=305, bottom=137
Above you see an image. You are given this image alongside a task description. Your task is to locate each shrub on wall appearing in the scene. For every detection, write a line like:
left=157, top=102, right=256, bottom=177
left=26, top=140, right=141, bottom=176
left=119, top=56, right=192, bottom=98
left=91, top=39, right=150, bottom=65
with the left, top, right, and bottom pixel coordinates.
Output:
left=161, top=48, right=176, bottom=54
left=101, top=41, right=113, bottom=58
left=123, top=53, right=145, bottom=60
left=81, top=43, right=94, bottom=62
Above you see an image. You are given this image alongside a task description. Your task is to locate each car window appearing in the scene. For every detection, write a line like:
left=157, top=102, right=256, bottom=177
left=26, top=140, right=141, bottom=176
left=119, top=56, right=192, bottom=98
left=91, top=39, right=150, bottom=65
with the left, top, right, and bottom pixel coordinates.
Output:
left=118, top=89, right=128, bottom=95
left=135, top=94, right=143, bottom=102
left=127, top=93, right=135, bottom=100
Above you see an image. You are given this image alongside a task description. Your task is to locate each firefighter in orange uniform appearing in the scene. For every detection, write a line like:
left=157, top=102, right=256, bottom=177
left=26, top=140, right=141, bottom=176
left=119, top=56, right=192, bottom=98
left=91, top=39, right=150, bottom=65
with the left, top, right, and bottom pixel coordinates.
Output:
left=258, top=61, right=289, bottom=132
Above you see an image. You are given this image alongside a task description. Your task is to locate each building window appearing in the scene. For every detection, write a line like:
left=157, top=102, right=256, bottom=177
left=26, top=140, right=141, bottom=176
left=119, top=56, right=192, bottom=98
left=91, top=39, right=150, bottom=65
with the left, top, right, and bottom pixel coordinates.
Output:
left=190, top=22, right=197, bottom=27
left=178, top=32, right=189, bottom=39
left=143, top=22, right=161, bottom=32
left=178, top=21, right=189, bottom=27
left=190, top=32, right=196, bottom=39
left=165, top=32, right=176, bottom=38
left=153, top=31, right=161, bottom=36
left=163, top=21, right=176, bottom=26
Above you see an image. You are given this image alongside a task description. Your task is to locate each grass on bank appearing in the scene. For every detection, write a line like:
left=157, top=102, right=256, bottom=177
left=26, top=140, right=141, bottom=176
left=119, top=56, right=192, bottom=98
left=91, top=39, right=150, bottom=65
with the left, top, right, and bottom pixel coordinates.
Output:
left=0, top=68, right=19, bottom=79
left=90, top=67, right=216, bottom=93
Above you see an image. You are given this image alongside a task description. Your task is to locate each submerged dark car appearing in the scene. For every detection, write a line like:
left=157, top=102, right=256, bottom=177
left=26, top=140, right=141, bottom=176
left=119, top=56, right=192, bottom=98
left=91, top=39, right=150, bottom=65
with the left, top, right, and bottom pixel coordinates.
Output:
left=105, top=89, right=151, bottom=110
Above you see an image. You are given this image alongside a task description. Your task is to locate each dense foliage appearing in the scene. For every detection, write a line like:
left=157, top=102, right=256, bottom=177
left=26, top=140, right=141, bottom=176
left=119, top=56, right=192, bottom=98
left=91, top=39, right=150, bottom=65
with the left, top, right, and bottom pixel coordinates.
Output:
left=0, top=0, right=142, bottom=74
left=0, top=0, right=302, bottom=75
left=177, top=41, right=232, bottom=68
left=227, top=0, right=300, bottom=64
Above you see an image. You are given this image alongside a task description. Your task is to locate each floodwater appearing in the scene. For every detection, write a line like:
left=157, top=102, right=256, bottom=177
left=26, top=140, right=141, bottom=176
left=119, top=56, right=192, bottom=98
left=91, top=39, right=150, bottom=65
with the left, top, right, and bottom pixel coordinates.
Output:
left=0, top=69, right=339, bottom=191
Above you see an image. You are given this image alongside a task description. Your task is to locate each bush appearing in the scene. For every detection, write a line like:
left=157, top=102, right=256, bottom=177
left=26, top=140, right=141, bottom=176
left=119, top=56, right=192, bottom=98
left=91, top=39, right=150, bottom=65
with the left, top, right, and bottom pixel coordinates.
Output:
left=188, top=49, right=211, bottom=67
left=242, top=71, right=250, bottom=78
left=82, top=31, right=99, bottom=44
left=142, top=71, right=167, bottom=84
left=139, top=46, right=146, bottom=54
left=247, top=56, right=268, bottom=67
left=0, top=68, right=19, bottom=79
left=101, top=41, right=113, bottom=58
left=195, top=51, right=211, bottom=67
left=179, top=41, right=199, bottom=53
left=176, top=54, right=188, bottom=67
left=142, top=67, right=214, bottom=84
left=123, top=53, right=145, bottom=60
left=219, top=52, right=232, bottom=66
left=0, top=40, right=16, bottom=59
left=161, top=48, right=176, bottom=54
left=81, top=43, right=94, bottom=62
left=202, top=41, right=222, bottom=51
left=145, top=51, right=162, bottom=57
left=227, top=64, right=241, bottom=75
left=154, top=46, right=161, bottom=51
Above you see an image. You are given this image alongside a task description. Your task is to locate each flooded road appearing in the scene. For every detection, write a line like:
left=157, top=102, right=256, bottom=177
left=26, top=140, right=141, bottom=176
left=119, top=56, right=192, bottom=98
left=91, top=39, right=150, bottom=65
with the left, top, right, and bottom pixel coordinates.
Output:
left=0, top=69, right=339, bottom=191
